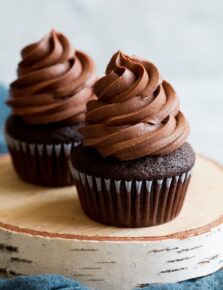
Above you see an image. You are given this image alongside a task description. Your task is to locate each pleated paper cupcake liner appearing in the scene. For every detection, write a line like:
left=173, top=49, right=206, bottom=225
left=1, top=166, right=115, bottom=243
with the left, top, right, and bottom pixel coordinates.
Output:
left=5, top=133, right=80, bottom=187
left=70, top=163, right=192, bottom=227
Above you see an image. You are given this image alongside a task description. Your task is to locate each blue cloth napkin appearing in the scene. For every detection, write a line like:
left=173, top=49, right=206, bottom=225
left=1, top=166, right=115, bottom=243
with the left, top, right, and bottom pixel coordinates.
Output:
left=0, top=85, right=223, bottom=289
left=0, top=84, right=9, bottom=154
left=0, top=271, right=223, bottom=290
left=0, top=274, right=88, bottom=290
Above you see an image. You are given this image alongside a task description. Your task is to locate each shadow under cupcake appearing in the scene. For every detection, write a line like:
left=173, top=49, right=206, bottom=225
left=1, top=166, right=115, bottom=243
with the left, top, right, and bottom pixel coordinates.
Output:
left=5, top=30, right=97, bottom=187
left=70, top=51, right=195, bottom=227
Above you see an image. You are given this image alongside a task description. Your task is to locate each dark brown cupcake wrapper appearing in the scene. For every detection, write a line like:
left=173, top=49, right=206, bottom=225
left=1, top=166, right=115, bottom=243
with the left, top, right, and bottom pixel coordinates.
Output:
left=5, top=132, right=80, bottom=187
left=70, top=163, right=193, bottom=227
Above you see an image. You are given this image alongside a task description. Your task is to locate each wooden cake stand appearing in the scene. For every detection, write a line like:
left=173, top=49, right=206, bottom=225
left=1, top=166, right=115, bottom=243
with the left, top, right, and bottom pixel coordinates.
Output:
left=0, top=154, right=222, bottom=290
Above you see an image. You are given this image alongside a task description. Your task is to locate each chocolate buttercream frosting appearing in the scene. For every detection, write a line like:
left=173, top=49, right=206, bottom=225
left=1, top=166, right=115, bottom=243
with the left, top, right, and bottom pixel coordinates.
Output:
left=7, top=30, right=97, bottom=124
left=80, top=51, right=190, bottom=161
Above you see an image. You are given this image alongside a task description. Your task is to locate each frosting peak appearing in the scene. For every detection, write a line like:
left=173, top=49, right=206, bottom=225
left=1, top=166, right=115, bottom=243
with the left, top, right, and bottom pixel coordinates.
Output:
left=80, top=51, right=190, bottom=161
left=7, top=30, right=97, bottom=124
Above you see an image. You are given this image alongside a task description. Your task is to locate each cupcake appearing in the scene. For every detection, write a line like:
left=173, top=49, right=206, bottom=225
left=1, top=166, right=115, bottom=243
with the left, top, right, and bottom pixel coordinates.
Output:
left=70, top=51, right=195, bottom=227
left=5, top=30, right=97, bottom=187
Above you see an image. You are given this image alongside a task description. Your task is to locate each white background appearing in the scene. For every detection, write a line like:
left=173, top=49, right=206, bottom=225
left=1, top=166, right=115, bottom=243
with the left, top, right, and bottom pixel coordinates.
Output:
left=0, top=0, right=222, bottom=162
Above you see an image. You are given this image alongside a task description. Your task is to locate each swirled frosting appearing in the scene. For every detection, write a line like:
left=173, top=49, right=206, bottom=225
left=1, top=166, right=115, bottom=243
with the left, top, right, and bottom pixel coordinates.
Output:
left=80, top=51, right=190, bottom=161
left=7, top=30, right=97, bottom=124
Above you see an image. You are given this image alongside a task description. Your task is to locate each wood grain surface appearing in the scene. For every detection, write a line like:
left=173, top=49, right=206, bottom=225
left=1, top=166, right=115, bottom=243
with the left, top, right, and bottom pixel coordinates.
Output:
left=0, top=154, right=222, bottom=240
left=0, top=154, right=223, bottom=289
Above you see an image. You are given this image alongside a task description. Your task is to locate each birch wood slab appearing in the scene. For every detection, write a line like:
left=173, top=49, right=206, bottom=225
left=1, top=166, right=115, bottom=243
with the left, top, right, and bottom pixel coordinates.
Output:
left=0, top=154, right=222, bottom=290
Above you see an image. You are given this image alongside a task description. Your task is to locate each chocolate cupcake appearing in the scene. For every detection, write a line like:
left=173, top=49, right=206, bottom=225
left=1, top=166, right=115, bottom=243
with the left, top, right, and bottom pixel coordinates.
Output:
left=70, top=51, right=195, bottom=227
left=5, top=30, right=97, bottom=187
